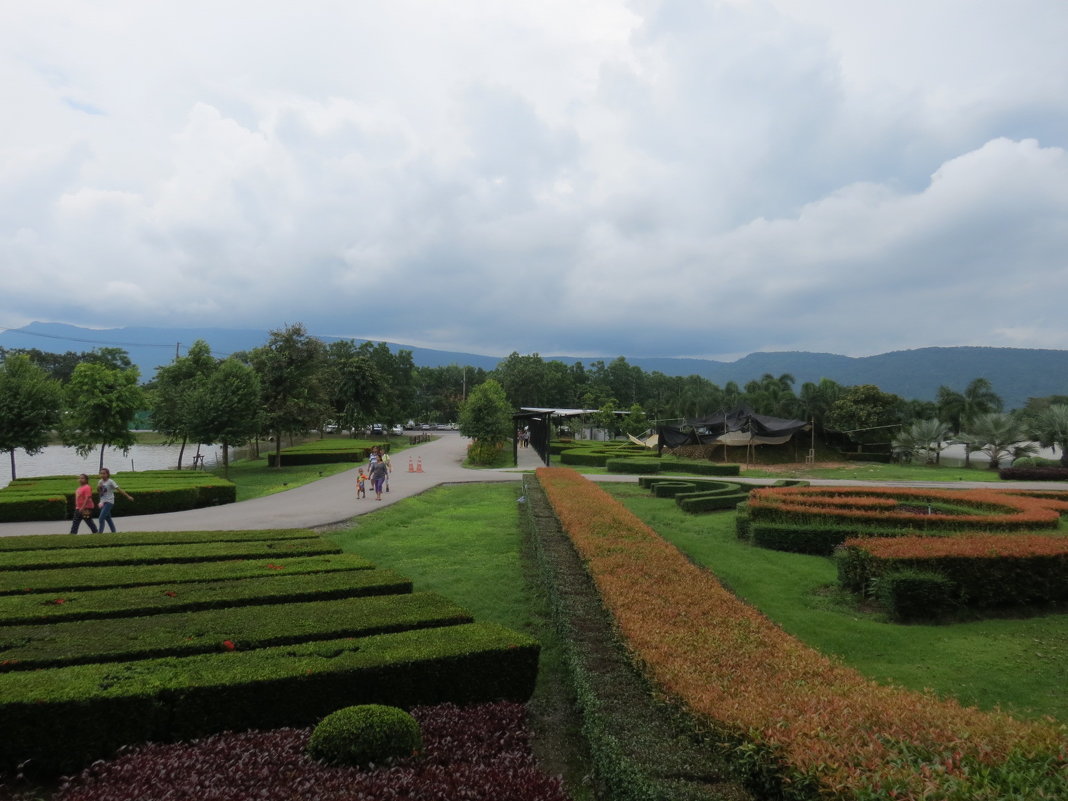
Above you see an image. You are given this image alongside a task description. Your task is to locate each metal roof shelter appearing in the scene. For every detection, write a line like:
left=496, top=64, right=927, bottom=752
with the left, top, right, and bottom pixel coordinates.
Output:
left=513, top=407, right=601, bottom=467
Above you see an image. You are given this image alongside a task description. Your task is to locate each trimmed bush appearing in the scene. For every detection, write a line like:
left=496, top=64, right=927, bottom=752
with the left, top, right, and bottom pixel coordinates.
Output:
left=0, top=622, right=539, bottom=776
left=999, top=466, right=1068, bottom=481
left=0, top=553, right=373, bottom=596
left=874, top=570, right=958, bottom=622
left=0, top=592, right=470, bottom=670
left=604, top=457, right=661, bottom=475
left=559, top=448, right=610, bottom=467
left=664, top=461, right=741, bottom=476
left=0, top=568, right=412, bottom=625
left=0, top=528, right=320, bottom=553
left=676, top=491, right=747, bottom=513
left=0, top=495, right=67, bottom=522
left=651, top=481, right=697, bottom=499
left=307, top=704, right=422, bottom=766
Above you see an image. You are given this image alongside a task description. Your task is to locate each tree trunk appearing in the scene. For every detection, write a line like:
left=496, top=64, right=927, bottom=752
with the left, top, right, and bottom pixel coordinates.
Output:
left=274, top=434, right=282, bottom=468
left=8, top=450, right=15, bottom=481
left=222, top=441, right=230, bottom=478
left=98, top=443, right=107, bottom=472
left=177, top=437, right=187, bottom=470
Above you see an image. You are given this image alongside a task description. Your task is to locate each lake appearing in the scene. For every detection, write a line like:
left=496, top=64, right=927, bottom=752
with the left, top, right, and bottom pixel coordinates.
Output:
left=1, top=443, right=223, bottom=486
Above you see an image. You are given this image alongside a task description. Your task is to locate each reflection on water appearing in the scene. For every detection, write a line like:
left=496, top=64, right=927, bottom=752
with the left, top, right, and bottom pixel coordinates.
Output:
left=1, top=444, right=222, bottom=487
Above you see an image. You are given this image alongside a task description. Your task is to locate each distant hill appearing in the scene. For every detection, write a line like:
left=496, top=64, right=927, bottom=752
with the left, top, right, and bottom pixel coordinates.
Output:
left=2, top=322, right=1066, bottom=409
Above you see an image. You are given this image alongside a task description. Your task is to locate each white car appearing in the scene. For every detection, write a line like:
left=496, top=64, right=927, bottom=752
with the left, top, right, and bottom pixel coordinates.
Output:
left=390, top=424, right=404, bottom=436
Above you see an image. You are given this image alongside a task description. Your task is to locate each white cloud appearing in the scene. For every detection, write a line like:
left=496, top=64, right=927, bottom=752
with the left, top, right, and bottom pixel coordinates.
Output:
left=1, top=1, right=1067, bottom=360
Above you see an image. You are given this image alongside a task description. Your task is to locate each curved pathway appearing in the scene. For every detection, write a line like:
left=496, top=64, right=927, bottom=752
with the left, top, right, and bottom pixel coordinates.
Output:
left=1, top=434, right=1061, bottom=537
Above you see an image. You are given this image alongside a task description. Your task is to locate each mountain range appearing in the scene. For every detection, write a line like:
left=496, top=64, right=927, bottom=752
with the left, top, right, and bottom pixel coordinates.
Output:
left=2, top=322, right=1066, bottom=410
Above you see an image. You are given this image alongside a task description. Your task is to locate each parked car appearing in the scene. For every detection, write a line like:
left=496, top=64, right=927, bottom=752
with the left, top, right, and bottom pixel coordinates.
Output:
left=370, top=423, right=385, bottom=435
left=390, top=424, right=404, bottom=436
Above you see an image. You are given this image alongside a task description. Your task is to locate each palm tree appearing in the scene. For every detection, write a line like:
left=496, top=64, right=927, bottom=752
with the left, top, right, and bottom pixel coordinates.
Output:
left=1031, top=404, right=1068, bottom=467
left=892, top=419, right=952, bottom=464
left=937, top=378, right=1003, bottom=433
left=958, top=412, right=1032, bottom=469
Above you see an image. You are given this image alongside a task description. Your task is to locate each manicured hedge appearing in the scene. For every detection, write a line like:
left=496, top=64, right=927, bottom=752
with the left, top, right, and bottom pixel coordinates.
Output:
left=999, top=466, right=1068, bottom=481
left=0, top=568, right=412, bottom=625
left=676, top=490, right=748, bottom=513
left=603, top=457, right=661, bottom=474
left=837, top=534, right=1068, bottom=619
left=663, top=461, right=741, bottom=477
left=266, top=438, right=387, bottom=467
left=0, top=623, right=540, bottom=776
left=651, top=481, right=698, bottom=499
left=559, top=448, right=610, bottom=467
left=0, top=536, right=340, bottom=572
left=537, top=467, right=1068, bottom=800
left=0, top=592, right=472, bottom=670
left=0, top=528, right=320, bottom=553
left=0, top=471, right=237, bottom=521
left=0, top=553, right=374, bottom=595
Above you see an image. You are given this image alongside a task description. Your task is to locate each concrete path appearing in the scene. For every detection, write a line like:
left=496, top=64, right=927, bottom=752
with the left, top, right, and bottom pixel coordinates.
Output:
left=0, top=433, right=528, bottom=537
left=1, top=433, right=1060, bottom=538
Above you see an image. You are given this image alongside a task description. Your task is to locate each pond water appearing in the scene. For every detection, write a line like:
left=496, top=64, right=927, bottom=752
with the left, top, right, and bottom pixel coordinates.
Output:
left=1, top=443, right=224, bottom=487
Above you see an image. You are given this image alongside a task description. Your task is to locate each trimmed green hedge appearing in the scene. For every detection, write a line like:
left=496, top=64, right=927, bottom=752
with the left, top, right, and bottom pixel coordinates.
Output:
left=0, top=553, right=373, bottom=595
left=663, top=460, right=741, bottom=476
left=0, top=471, right=237, bottom=522
left=0, top=528, right=320, bottom=553
left=0, top=537, right=340, bottom=572
left=266, top=438, right=387, bottom=467
left=651, top=481, right=698, bottom=499
left=559, top=448, right=611, bottom=467
left=0, top=568, right=412, bottom=625
left=873, top=570, right=958, bottom=621
left=604, top=457, right=661, bottom=475
left=749, top=522, right=892, bottom=556
left=676, top=491, right=748, bottom=513
left=0, top=592, right=471, bottom=670
left=0, top=622, right=539, bottom=776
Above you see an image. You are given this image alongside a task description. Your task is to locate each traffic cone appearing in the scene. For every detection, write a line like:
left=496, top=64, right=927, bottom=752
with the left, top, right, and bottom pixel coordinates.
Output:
left=408, top=457, right=415, bottom=473
left=416, top=457, right=423, bottom=473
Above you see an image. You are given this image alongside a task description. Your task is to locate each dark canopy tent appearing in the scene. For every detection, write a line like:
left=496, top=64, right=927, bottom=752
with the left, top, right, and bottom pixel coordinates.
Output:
left=657, top=407, right=810, bottom=451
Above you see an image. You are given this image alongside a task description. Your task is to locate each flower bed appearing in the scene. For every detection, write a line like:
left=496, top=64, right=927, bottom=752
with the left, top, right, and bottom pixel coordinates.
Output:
left=537, top=467, right=1068, bottom=800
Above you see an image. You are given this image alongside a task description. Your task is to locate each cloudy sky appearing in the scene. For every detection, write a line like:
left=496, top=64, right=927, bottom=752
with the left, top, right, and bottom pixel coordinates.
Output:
left=3, top=1, right=1067, bottom=361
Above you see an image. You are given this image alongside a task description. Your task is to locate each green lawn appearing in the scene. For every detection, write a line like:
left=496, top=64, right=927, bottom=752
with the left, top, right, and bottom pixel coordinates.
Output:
left=602, top=482, right=1067, bottom=723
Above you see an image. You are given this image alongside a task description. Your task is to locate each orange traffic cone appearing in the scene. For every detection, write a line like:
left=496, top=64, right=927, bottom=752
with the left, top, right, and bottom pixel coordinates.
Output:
left=416, top=457, right=423, bottom=473
left=408, top=457, right=415, bottom=473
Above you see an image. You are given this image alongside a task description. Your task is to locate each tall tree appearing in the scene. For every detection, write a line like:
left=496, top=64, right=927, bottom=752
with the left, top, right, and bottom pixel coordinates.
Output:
left=958, top=412, right=1032, bottom=469
left=937, top=378, right=1002, bottom=433
left=826, top=384, right=906, bottom=447
left=0, top=354, right=64, bottom=479
left=458, top=378, right=512, bottom=464
left=250, top=324, right=328, bottom=466
left=324, top=340, right=383, bottom=434
left=149, top=340, right=217, bottom=469
left=63, top=363, right=144, bottom=470
left=185, top=358, right=262, bottom=477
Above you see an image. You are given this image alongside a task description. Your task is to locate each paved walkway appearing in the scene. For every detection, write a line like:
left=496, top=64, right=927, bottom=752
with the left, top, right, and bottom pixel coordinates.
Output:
left=1, top=434, right=1060, bottom=538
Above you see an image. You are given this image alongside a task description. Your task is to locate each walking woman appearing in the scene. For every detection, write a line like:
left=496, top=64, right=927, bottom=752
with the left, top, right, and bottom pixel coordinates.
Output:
left=97, top=468, right=134, bottom=533
left=70, top=473, right=98, bottom=534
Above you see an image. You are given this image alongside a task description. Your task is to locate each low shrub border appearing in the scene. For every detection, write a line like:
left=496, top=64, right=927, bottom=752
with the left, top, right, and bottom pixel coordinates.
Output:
left=836, top=534, right=1068, bottom=619
left=0, top=536, right=341, bottom=572
left=0, top=568, right=413, bottom=625
left=0, top=553, right=374, bottom=596
left=537, top=467, right=1068, bottom=800
left=999, top=466, right=1068, bottom=481
left=0, top=622, right=540, bottom=776
left=603, top=457, right=661, bottom=474
left=0, top=592, right=472, bottom=670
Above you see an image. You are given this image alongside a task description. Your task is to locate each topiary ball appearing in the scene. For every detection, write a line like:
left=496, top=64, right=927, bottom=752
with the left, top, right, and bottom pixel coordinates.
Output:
left=307, top=704, right=422, bottom=767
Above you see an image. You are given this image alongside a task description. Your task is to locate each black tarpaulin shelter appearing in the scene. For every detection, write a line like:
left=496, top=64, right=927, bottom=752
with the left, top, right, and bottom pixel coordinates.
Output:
left=657, top=407, right=810, bottom=450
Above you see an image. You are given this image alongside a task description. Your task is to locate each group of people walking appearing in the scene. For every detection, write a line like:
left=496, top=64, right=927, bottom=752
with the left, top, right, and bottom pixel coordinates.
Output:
left=356, top=445, right=391, bottom=501
left=70, top=468, right=134, bottom=534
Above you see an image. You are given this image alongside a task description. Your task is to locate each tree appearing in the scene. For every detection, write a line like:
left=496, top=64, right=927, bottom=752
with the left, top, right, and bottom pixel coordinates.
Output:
left=324, top=341, right=383, bottom=433
left=0, top=354, right=64, bottom=479
left=63, top=362, right=144, bottom=470
left=1031, top=404, right=1068, bottom=467
left=149, top=340, right=217, bottom=469
left=459, top=379, right=512, bottom=464
left=937, top=378, right=1002, bottom=433
left=826, top=384, right=905, bottom=448
left=621, top=403, right=651, bottom=438
left=892, top=419, right=952, bottom=464
left=185, top=358, right=262, bottom=477
left=958, top=412, right=1032, bottom=469
left=249, top=324, right=327, bottom=467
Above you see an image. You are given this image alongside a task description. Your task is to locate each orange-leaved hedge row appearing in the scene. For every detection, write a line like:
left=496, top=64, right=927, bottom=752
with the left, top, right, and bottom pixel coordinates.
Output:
left=536, top=467, right=1068, bottom=801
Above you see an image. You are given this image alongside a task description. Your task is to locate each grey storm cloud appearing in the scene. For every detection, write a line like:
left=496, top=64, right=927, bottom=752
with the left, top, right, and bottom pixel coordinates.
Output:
left=1, top=0, right=1067, bottom=360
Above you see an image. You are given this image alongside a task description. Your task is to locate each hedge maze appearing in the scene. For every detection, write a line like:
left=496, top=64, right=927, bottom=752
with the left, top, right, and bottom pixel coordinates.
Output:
left=266, top=438, right=387, bottom=467
left=537, top=467, right=1068, bottom=800
left=737, top=485, right=1068, bottom=620
left=0, top=528, right=539, bottom=776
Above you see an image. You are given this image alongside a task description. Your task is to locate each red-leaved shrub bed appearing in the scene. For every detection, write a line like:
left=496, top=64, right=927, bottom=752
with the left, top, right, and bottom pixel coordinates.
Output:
left=9, top=703, right=568, bottom=801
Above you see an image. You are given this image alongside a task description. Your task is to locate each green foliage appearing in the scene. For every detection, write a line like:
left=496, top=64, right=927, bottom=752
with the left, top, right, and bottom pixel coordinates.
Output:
left=307, top=704, right=422, bottom=767
left=826, top=383, right=905, bottom=446
left=603, top=457, right=660, bottom=474
left=0, top=354, right=64, bottom=479
left=1031, top=404, right=1068, bottom=468
left=873, top=570, right=958, bottom=622
left=459, top=379, right=512, bottom=456
left=959, top=412, right=1033, bottom=469
left=62, top=361, right=144, bottom=467
left=185, top=357, right=262, bottom=476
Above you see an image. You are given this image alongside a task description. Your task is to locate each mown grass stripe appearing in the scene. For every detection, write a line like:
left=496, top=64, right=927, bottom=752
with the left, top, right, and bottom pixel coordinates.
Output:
left=0, top=591, right=471, bottom=670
